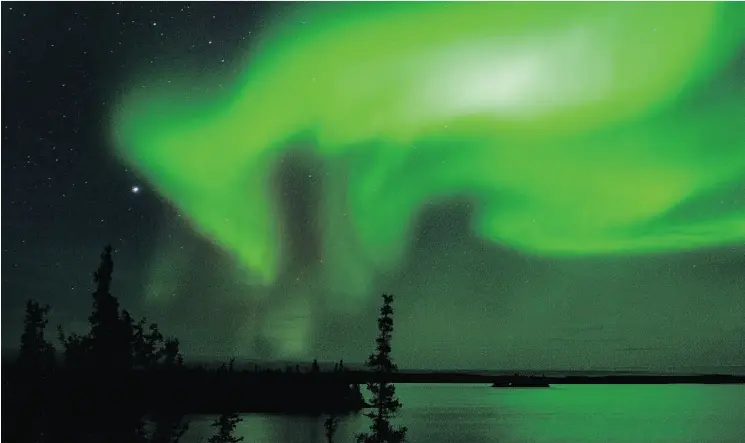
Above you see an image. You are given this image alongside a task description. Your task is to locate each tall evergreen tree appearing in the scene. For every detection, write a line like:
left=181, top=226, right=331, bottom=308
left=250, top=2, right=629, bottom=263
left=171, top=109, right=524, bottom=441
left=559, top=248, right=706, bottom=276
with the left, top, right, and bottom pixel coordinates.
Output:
left=357, top=294, right=407, bottom=443
left=53, top=245, right=192, bottom=442
left=207, top=412, right=244, bottom=443
left=18, top=299, right=55, bottom=371
left=88, top=245, right=130, bottom=369
left=57, top=325, right=89, bottom=368
left=12, top=300, right=56, bottom=443
left=127, top=316, right=166, bottom=370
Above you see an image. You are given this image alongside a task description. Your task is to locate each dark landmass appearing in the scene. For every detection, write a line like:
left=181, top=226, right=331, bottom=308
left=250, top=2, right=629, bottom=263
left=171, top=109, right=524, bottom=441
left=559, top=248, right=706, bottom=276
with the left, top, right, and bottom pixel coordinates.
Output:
left=3, top=365, right=368, bottom=415
left=3, top=365, right=368, bottom=443
left=354, top=371, right=745, bottom=385
left=6, top=362, right=741, bottom=419
left=492, top=379, right=551, bottom=388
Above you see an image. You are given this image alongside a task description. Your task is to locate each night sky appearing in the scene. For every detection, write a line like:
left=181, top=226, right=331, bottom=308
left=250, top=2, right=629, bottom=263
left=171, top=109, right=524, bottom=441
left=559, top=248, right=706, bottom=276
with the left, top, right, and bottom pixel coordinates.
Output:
left=3, top=2, right=744, bottom=373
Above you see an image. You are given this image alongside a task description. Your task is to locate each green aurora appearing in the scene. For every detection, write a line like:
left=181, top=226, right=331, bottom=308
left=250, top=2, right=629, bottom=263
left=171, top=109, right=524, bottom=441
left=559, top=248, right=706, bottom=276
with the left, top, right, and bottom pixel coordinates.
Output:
left=112, top=2, right=745, bottom=347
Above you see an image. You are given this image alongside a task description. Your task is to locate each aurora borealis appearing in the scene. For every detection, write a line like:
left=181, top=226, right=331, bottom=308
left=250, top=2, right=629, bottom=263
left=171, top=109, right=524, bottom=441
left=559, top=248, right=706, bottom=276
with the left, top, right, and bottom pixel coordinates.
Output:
left=4, top=2, right=744, bottom=371
left=114, top=3, right=745, bottom=291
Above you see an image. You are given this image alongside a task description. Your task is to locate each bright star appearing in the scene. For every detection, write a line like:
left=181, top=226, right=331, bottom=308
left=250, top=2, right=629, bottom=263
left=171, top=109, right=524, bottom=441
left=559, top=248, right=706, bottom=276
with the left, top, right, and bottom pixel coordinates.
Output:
left=131, top=185, right=141, bottom=194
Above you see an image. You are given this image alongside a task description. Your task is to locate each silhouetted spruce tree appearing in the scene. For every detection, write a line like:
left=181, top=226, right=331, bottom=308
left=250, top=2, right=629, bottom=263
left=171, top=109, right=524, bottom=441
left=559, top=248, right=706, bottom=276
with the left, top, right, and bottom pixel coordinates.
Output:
left=357, top=294, right=407, bottom=443
left=207, top=412, right=244, bottom=443
left=88, top=245, right=131, bottom=369
left=55, top=245, right=191, bottom=442
left=124, top=310, right=146, bottom=366
left=11, top=300, right=56, bottom=443
left=207, top=359, right=243, bottom=443
left=57, top=325, right=89, bottom=368
left=134, top=320, right=166, bottom=370
left=18, top=299, right=56, bottom=371
left=58, top=245, right=132, bottom=369
left=126, top=312, right=187, bottom=441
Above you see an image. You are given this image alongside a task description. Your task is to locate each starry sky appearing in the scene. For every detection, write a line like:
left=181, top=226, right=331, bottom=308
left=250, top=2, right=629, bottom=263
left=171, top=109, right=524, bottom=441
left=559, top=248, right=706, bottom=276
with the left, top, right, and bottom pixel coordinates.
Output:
left=3, top=2, right=744, bottom=373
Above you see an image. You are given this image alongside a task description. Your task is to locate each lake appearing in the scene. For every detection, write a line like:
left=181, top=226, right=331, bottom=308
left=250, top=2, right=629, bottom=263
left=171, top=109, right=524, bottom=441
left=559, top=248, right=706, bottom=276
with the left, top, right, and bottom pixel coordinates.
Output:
left=182, top=384, right=745, bottom=443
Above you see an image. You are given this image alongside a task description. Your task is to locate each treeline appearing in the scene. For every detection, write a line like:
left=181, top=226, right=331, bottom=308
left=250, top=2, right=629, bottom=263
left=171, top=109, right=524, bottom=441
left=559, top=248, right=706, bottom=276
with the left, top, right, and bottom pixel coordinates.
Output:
left=5, top=246, right=244, bottom=443
left=4, top=246, right=408, bottom=443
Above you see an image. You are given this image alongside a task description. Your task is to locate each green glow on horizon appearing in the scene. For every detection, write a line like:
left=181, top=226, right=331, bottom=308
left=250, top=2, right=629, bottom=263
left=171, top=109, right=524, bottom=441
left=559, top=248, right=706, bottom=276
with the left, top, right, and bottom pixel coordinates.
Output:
left=112, top=2, right=745, bottom=293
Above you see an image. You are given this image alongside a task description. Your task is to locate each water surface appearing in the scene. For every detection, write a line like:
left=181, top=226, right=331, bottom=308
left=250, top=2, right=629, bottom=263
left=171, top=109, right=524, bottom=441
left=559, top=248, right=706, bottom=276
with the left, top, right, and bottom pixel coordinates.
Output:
left=183, top=384, right=745, bottom=443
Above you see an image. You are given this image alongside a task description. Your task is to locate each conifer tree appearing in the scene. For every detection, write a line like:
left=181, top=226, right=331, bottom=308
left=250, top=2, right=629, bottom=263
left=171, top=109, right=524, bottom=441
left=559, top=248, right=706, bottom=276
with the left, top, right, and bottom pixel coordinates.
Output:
left=88, top=245, right=130, bottom=369
left=207, top=412, right=244, bottom=443
left=54, top=245, right=192, bottom=442
left=12, top=300, right=56, bottom=443
left=59, top=245, right=132, bottom=369
left=18, top=299, right=55, bottom=371
left=357, top=294, right=407, bottom=443
left=57, top=325, right=89, bottom=368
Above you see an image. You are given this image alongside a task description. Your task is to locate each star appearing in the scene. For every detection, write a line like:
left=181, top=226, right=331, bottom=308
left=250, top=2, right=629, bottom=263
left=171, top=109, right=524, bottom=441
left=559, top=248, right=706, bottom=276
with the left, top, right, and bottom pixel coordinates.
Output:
left=131, top=185, right=141, bottom=194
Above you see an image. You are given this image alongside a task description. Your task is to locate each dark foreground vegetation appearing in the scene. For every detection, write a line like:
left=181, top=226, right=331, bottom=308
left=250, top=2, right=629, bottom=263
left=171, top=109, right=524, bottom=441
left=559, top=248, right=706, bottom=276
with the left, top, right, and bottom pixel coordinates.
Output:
left=4, top=245, right=408, bottom=443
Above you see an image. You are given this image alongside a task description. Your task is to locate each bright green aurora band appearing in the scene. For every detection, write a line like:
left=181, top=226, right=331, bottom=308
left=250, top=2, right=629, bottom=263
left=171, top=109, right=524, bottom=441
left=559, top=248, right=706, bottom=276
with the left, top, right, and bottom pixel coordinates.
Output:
left=113, top=3, right=745, bottom=305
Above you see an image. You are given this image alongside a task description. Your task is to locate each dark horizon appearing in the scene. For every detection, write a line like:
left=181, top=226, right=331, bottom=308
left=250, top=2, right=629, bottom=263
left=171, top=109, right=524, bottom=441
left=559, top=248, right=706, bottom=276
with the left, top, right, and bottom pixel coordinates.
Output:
left=3, top=349, right=744, bottom=377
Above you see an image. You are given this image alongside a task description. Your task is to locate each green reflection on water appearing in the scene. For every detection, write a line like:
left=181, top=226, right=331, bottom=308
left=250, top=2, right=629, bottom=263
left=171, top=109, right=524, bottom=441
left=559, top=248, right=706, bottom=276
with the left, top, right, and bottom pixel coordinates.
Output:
left=384, top=384, right=745, bottom=443
left=184, top=384, right=745, bottom=443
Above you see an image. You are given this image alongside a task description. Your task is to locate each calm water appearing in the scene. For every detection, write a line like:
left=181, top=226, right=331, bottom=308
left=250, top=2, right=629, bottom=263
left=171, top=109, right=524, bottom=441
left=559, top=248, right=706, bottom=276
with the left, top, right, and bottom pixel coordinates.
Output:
left=183, top=384, right=745, bottom=443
